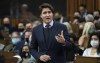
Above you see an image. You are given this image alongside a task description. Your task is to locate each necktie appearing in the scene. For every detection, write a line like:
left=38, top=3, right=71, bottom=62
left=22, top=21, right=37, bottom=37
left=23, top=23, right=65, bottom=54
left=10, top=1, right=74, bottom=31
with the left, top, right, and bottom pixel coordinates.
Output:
left=45, top=24, right=50, bottom=28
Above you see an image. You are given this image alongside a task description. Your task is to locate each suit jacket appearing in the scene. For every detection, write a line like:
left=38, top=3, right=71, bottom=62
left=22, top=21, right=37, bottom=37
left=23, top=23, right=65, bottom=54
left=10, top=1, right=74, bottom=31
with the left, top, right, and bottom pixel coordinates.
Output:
left=30, top=22, right=71, bottom=63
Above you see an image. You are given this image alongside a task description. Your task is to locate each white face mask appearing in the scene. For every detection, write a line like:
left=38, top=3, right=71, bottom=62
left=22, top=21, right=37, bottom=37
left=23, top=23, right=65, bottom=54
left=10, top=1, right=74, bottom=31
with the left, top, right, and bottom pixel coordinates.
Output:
left=90, top=40, right=99, bottom=48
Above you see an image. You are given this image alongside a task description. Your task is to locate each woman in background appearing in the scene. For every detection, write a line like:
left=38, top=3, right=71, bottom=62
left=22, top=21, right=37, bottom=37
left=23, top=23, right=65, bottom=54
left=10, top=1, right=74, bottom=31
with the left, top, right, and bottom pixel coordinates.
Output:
left=18, top=45, right=36, bottom=63
left=83, top=32, right=100, bottom=57
left=78, top=22, right=96, bottom=51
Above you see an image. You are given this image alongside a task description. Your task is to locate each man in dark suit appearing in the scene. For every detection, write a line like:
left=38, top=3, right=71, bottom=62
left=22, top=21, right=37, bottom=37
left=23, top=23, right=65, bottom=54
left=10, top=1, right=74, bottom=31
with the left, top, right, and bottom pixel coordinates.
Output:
left=30, top=3, right=71, bottom=63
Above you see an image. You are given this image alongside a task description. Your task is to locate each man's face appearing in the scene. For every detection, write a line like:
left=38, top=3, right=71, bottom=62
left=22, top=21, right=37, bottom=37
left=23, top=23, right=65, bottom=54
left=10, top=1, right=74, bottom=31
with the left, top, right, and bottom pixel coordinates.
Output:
left=79, top=7, right=85, bottom=13
left=25, top=32, right=31, bottom=38
left=40, top=8, right=53, bottom=24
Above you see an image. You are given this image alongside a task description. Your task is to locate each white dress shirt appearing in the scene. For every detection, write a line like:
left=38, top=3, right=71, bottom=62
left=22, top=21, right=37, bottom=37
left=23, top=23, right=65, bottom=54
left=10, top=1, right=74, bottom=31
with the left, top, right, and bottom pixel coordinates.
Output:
left=43, top=20, right=54, bottom=28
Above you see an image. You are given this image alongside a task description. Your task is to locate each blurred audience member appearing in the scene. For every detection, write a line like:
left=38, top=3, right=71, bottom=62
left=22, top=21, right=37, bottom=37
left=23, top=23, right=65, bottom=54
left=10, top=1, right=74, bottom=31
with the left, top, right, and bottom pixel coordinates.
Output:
left=17, top=30, right=32, bottom=48
left=83, top=32, right=100, bottom=57
left=79, top=4, right=89, bottom=19
left=73, top=12, right=83, bottom=24
left=78, top=22, right=96, bottom=51
left=54, top=12, right=67, bottom=23
left=25, top=22, right=33, bottom=32
left=82, top=22, right=95, bottom=36
left=93, top=11, right=100, bottom=31
left=0, top=17, right=16, bottom=37
left=32, top=20, right=41, bottom=28
left=63, top=22, right=73, bottom=33
left=24, top=31, right=32, bottom=45
left=19, top=3, right=37, bottom=24
left=85, top=14, right=94, bottom=22
left=19, top=45, right=36, bottom=63
left=95, top=19, right=100, bottom=31
left=66, top=33, right=82, bottom=63
left=93, top=11, right=100, bottom=23
left=4, top=32, right=21, bottom=52
left=17, top=22, right=25, bottom=36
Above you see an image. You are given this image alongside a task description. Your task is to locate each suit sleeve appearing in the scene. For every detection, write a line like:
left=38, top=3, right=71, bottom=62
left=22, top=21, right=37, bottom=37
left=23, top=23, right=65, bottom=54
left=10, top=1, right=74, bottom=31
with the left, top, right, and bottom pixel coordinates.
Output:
left=30, top=28, right=45, bottom=60
left=63, top=25, right=72, bottom=48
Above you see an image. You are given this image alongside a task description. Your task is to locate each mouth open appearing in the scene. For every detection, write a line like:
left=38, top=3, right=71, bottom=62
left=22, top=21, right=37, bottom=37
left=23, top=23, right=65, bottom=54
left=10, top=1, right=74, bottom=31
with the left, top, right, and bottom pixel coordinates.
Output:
left=46, top=17, right=51, bottom=20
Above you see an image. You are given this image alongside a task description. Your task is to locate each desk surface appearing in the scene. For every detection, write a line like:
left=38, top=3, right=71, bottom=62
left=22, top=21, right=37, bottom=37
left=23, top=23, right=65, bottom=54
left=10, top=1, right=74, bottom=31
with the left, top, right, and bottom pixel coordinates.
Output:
left=75, top=56, right=100, bottom=63
left=0, top=52, right=17, bottom=63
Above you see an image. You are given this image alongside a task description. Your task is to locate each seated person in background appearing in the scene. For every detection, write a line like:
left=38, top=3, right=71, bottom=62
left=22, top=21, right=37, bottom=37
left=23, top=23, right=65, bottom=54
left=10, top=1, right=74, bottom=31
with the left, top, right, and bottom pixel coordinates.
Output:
left=19, top=3, right=37, bottom=24
left=63, top=22, right=73, bottom=34
left=66, top=33, right=83, bottom=63
left=82, top=32, right=100, bottom=57
left=79, top=4, right=89, bottom=19
left=20, top=22, right=33, bottom=41
left=78, top=22, right=96, bottom=51
left=93, top=10, right=100, bottom=23
left=4, top=32, right=21, bottom=52
left=0, top=16, right=16, bottom=36
left=17, top=22, right=25, bottom=36
left=17, top=30, right=32, bottom=46
left=18, top=45, right=36, bottom=63
left=53, top=12, right=67, bottom=23
left=72, top=12, right=83, bottom=24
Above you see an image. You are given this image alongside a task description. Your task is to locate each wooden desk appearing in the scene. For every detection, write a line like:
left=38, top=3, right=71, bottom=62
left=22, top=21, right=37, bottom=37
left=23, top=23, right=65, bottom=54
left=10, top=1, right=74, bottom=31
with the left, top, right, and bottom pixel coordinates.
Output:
left=0, top=52, right=17, bottom=63
left=75, top=56, right=100, bottom=63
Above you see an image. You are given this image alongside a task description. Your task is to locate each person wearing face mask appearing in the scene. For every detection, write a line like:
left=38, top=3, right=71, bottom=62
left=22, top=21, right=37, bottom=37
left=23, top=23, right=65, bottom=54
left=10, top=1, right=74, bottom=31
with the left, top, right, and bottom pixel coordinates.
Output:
left=72, top=12, right=83, bottom=24
left=88, top=28, right=95, bottom=35
left=17, top=23, right=25, bottom=36
left=4, top=32, right=21, bottom=52
left=0, top=17, right=17, bottom=35
left=25, top=22, right=33, bottom=31
left=82, top=32, right=100, bottom=57
left=18, top=45, right=36, bottom=63
left=93, top=11, right=100, bottom=21
left=18, top=31, right=32, bottom=47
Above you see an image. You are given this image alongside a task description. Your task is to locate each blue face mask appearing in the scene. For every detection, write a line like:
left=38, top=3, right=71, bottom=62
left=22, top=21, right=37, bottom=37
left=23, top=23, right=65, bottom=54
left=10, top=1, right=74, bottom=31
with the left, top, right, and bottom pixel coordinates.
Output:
left=11, top=38, right=20, bottom=44
left=88, top=29, right=95, bottom=34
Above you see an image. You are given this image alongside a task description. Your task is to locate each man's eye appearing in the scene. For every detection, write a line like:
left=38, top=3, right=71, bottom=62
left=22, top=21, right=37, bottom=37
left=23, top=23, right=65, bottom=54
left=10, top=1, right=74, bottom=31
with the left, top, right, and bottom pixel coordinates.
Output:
left=43, top=12, right=47, bottom=14
left=48, top=11, right=51, bottom=13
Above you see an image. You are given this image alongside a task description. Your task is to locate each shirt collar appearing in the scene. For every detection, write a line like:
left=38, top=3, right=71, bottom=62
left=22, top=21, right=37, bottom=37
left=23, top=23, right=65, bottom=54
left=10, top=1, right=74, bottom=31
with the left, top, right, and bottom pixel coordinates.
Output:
left=43, top=20, right=54, bottom=28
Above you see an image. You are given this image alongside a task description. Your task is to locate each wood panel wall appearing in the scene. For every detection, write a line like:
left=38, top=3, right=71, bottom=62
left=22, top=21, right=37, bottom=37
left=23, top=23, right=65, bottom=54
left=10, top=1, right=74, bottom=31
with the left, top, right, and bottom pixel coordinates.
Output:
left=67, top=0, right=100, bottom=21
left=0, top=0, right=100, bottom=26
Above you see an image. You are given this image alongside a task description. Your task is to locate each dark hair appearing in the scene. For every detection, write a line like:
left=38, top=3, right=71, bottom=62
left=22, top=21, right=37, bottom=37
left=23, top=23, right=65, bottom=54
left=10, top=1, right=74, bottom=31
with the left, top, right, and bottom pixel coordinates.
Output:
left=80, top=4, right=86, bottom=8
left=11, top=32, right=20, bottom=37
left=21, top=45, right=30, bottom=51
left=19, top=45, right=31, bottom=56
left=19, top=45, right=31, bottom=63
left=2, top=16, right=11, bottom=24
left=89, top=32, right=100, bottom=54
left=69, top=33, right=77, bottom=42
left=39, top=3, right=54, bottom=15
left=3, top=16, right=11, bottom=19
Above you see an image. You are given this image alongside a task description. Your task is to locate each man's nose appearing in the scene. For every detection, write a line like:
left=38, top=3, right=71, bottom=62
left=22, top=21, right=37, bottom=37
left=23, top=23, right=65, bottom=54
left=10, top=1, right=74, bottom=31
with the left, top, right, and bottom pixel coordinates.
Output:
left=46, top=13, right=50, bottom=16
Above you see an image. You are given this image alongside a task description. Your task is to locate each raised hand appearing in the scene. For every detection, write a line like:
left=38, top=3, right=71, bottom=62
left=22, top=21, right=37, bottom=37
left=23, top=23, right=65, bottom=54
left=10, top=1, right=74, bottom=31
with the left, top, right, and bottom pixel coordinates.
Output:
left=55, top=30, right=66, bottom=44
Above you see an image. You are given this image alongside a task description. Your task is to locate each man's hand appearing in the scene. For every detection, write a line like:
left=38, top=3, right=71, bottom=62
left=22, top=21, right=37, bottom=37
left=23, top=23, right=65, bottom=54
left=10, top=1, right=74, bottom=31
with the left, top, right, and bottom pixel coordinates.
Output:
left=55, top=30, right=66, bottom=44
left=39, top=55, right=51, bottom=62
